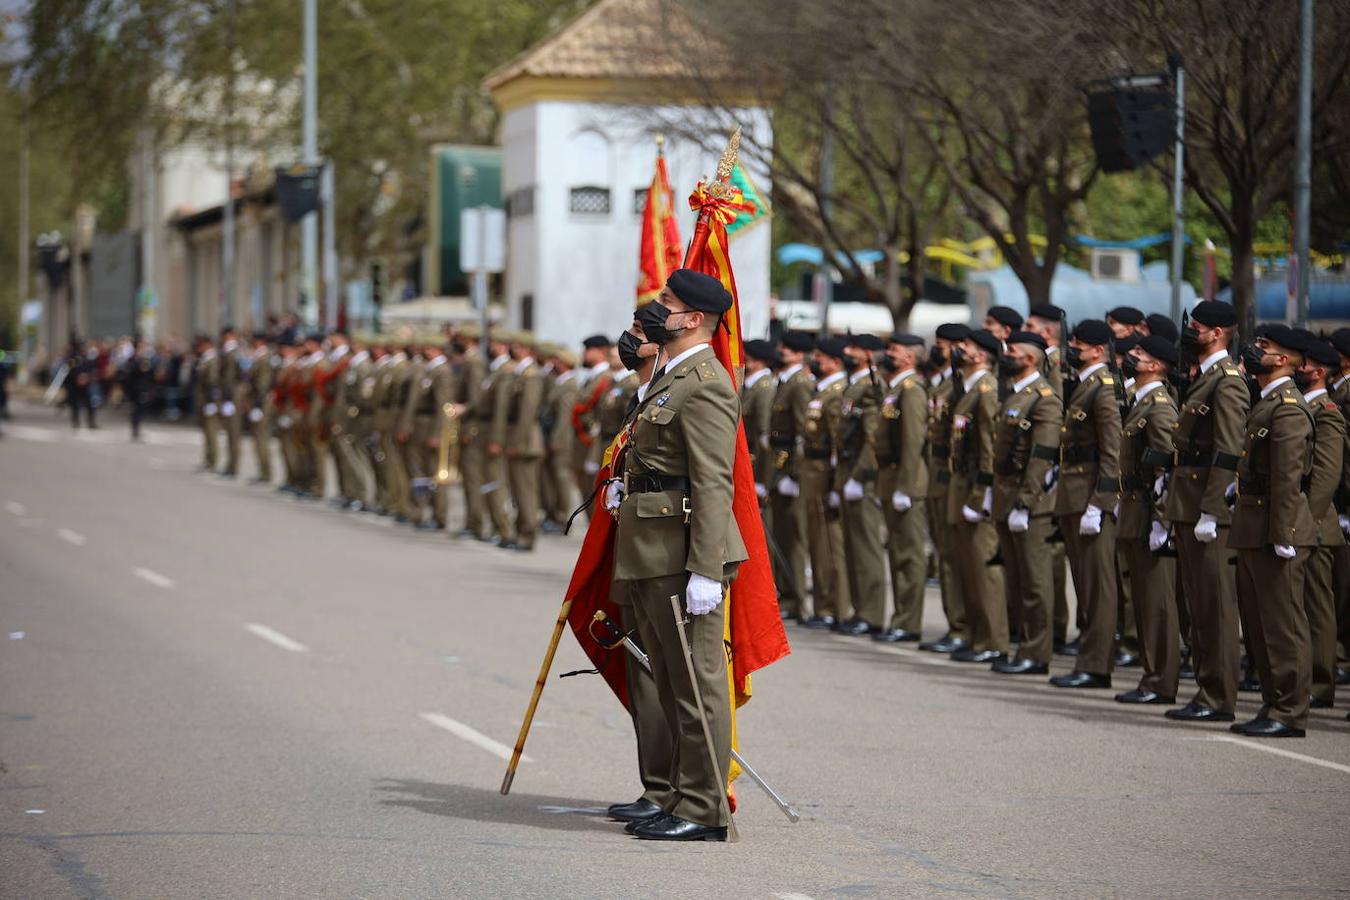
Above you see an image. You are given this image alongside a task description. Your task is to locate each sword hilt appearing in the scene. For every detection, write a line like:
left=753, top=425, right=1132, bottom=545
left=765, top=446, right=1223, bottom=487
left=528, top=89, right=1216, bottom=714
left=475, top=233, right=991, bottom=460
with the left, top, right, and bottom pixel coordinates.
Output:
left=589, top=610, right=628, bottom=650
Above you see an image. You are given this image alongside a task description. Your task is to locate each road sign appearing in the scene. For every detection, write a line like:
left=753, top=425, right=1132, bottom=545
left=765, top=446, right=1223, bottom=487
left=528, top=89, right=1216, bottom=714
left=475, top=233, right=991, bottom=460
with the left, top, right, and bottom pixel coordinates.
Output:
left=459, top=206, right=505, bottom=274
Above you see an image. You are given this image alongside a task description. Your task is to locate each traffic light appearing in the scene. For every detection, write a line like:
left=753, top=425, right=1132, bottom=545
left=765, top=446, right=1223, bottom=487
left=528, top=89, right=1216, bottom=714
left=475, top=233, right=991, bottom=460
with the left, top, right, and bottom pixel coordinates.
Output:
left=1087, top=87, right=1175, bottom=173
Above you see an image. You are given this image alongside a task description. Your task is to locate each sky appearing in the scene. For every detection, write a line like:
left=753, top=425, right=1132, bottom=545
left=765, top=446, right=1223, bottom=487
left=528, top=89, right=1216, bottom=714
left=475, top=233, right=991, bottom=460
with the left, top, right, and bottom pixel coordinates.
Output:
left=1, top=0, right=29, bottom=68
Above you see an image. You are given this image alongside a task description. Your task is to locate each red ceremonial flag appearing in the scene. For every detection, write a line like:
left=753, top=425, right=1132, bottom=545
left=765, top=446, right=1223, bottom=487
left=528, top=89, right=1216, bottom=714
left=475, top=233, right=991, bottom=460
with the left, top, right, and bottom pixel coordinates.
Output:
left=636, top=139, right=683, bottom=303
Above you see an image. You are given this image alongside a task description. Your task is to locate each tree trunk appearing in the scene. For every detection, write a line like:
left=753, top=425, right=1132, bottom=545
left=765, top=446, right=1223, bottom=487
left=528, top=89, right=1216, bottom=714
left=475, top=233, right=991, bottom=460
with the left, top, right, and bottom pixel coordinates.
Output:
left=1023, top=265, right=1053, bottom=305
left=882, top=241, right=905, bottom=331
left=1228, top=205, right=1258, bottom=343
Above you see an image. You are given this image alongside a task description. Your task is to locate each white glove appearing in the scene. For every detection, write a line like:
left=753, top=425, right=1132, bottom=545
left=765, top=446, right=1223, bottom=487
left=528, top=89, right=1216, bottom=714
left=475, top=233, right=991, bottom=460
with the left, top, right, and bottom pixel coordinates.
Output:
left=777, top=476, right=800, bottom=498
left=221, top=401, right=236, bottom=416
left=1274, top=544, right=1296, bottom=560
left=1149, top=520, right=1170, bottom=552
left=1224, top=481, right=1237, bottom=505
left=248, top=407, right=264, bottom=423
left=891, top=491, right=912, bottom=512
left=843, top=479, right=864, bottom=501
left=202, top=402, right=218, bottom=416
left=755, top=482, right=768, bottom=500
left=602, top=480, right=624, bottom=511
left=1007, top=508, right=1030, bottom=533
left=1112, top=501, right=1121, bottom=520
left=584, top=459, right=600, bottom=475
left=1340, top=514, right=1350, bottom=536
left=1194, top=513, right=1218, bottom=543
left=278, top=415, right=292, bottom=428
left=828, top=491, right=841, bottom=509
left=1153, top=473, right=1168, bottom=499
left=961, top=504, right=983, bottom=523
left=1079, top=504, right=1103, bottom=536
left=686, top=573, right=724, bottom=616
left=982, top=488, right=993, bottom=515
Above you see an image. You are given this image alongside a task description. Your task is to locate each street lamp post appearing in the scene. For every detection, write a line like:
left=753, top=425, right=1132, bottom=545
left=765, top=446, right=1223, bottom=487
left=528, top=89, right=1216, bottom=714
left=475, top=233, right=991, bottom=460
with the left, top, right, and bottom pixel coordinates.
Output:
left=300, top=0, right=318, bottom=327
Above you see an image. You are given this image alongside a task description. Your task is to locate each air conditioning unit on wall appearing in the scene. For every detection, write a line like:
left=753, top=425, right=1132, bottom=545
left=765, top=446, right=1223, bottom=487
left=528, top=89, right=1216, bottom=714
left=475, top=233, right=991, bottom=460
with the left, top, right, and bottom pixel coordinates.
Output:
left=1090, top=247, right=1142, bottom=282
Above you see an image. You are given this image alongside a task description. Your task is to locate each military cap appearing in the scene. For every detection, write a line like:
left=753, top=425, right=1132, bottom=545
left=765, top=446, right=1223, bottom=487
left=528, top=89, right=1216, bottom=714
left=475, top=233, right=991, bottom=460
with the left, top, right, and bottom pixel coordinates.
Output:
left=1303, top=339, right=1338, bottom=368
left=1072, top=319, right=1114, bottom=346
left=667, top=269, right=733, bottom=314
left=744, top=339, right=776, bottom=363
left=1332, top=327, right=1350, bottom=358
left=1107, top=306, right=1144, bottom=325
left=1145, top=313, right=1178, bottom=343
left=816, top=335, right=851, bottom=360
left=968, top=328, right=1002, bottom=358
left=1028, top=303, right=1065, bottom=322
left=513, top=331, right=537, bottom=349
left=251, top=330, right=269, bottom=341
left=780, top=330, right=816, bottom=353
left=986, top=305, right=1024, bottom=329
left=557, top=348, right=579, bottom=367
left=935, top=323, right=971, bottom=342
left=887, top=332, right=925, bottom=347
left=1190, top=300, right=1238, bottom=328
left=305, top=331, right=325, bottom=343
left=1136, top=334, right=1177, bottom=365
left=1260, top=324, right=1308, bottom=354
left=582, top=334, right=612, bottom=349
left=456, top=321, right=481, bottom=339
left=1115, top=335, right=1139, bottom=355
left=1007, top=330, right=1047, bottom=352
left=536, top=341, right=563, bottom=358
left=847, top=333, right=886, bottom=351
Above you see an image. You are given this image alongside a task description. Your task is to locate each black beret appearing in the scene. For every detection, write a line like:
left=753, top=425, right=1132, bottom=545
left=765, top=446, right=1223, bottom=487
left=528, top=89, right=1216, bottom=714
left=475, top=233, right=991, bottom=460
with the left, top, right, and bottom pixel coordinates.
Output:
left=888, top=332, right=925, bottom=347
left=1136, top=335, right=1177, bottom=365
left=816, top=335, right=850, bottom=360
left=305, top=332, right=326, bottom=343
left=1305, top=339, right=1339, bottom=368
left=582, top=334, right=612, bottom=349
left=1190, top=300, right=1238, bottom=328
left=1332, top=328, right=1350, bottom=358
left=667, top=269, right=732, bottom=314
left=848, top=333, right=886, bottom=351
left=1145, top=313, right=1178, bottom=343
left=1261, top=324, right=1308, bottom=354
left=986, top=305, right=1024, bottom=328
left=1007, top=330, right=1047, bottom=352
left=935, top=323, right=971, bottom=342
left=251, top=331, right=268, bottom=341
left=1115, top=335, right=1139, bottom=355
left=780, top=330, right=816, bottom=353
left=1072, top=319, right=1114, bottom=346
left=744, top=339, right=776, bottom=363
left=968, top=328, right=1002, bottom=358
left=1107, top=306, right=1144, bottom=325
left=1028, top=304, right=1065, bottom=322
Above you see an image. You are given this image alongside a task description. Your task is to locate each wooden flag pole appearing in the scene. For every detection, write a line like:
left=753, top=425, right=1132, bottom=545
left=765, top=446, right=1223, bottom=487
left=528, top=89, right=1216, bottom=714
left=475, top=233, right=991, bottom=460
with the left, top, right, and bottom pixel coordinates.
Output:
left=500, top=596, right=574, bottom=794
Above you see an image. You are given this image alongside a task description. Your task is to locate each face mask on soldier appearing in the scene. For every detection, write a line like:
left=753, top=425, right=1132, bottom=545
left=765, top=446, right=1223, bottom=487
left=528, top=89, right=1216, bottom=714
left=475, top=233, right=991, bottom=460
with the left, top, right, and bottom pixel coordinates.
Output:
left=1121, top=354, right=1140, bottom=378
left=1241, top=342, right=1272, bottom=376
left=1292, top=368, right=1312, bottom=391
left=809, top=360, right=825, bottom=379
left=617, top=331, right=647, bottom=372
left=637, top=301, right=686, bottom=347
left=997, top=353, right=1023, bottom=378
left=949, top=346, right=966, bottom=371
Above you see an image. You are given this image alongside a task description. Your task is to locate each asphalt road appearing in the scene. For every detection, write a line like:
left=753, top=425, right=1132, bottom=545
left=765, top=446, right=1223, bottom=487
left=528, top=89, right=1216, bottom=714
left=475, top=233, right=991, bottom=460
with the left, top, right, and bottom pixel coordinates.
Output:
left=2, top=401, right=1349, bottom=899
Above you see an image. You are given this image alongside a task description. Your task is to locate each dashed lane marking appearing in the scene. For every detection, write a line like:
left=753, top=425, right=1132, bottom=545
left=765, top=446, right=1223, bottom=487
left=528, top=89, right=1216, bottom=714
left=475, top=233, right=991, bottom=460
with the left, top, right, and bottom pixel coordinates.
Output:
left=1199, top=735, right=1350, bottom=775
left=132, top=567, right=175, bottom=589
left=56, top=528, right=87, bottom=546
left=244, top=623, right=309, bottom=653
left=419, top=712, right=528, bottom=763
left=5, top=500, right=27, bottom=516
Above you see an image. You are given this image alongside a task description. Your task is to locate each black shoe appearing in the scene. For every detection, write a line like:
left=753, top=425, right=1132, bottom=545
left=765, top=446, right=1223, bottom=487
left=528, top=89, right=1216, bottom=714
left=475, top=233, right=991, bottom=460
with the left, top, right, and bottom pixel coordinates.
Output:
left=1230, top=718, right=1305, bottom=738
left=1114, top=650, right=1140, bottom=668
left=414, top=520, right=437, bottom=531
left=624, top=813, right=670, bottom=835
left=803, top=615, right=836, bottom=630
left=1309, top=696, right=1333, bottom=709
left=1179, top=661, right=1196, bottom=680
left=836, top=619, right=876, bottom=636
left=873, top=628, right=921, bottom=643
left=991, top=658, right=1049, bottom=675
left=1050, top=671, right=1111, bottom=689
left=952, top=648, right=1006, bottom=664
left=632, top=814, right=727, bottom=842
left=1115, top=689, right=1174, bottom=705
left=452, top=528, right=480, bottom=540
left=1336, top=667, right=1350, bottom=686
left=511, top=541, right=534, bottom=552
left=607, top=797, right=664, bottom=823
left=921, top=635, right=967, bottom=653
left=1056, top=638, right=1081, bottom=657
left=1239, top=674, right=1262, bottom=693
left=1164, top=700, right=1235, bottom=722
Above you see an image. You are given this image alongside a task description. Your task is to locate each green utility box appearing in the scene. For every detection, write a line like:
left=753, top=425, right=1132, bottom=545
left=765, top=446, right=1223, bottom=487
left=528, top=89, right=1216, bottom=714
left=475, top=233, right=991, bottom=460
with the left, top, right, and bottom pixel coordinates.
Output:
left=428, top=145, right=502, bottom=296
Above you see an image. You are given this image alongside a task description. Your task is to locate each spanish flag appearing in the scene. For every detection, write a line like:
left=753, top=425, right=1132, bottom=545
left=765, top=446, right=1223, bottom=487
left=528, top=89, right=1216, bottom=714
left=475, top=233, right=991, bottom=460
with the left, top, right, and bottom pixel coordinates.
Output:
left=636, top=139, right=682, bottom=303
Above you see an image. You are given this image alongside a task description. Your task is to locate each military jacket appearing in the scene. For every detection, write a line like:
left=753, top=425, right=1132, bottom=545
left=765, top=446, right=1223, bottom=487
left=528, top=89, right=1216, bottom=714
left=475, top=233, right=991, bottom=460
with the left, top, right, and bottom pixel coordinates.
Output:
left=992, top=372, right=1062, bottom=519
left=1166, top=354, right=1250, bottom=525
left=1117, top=383, right=1178, bottom=540
left=802, top=374, right=847, bottom=462
left=835, top=370, right=883, bottom=490
left=1229, top=380, right=1316, bottom=549
left=739, top=369, right=776, bottom=486
left=1054, top=365, right=1121, bottom=516
left=946, top=369, right=997, bottom=523
left=768, top=365, right=814, bottom=480
left=613, top=347, right=748, bottom=582
left=506, top=359, right=545, bottom=458
left=546, top=372, right=582, bottom=454
left=1305, top=390, right=1346, bottom=547
left=877, top=370, right=929, bottom=500
left=925, top=373, right=956, bottom=496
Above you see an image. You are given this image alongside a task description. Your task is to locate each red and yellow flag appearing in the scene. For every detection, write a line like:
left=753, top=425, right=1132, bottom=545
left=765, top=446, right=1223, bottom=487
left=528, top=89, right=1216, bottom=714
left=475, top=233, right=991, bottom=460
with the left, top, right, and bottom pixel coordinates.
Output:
left=636, top=141, right=682, bottom=303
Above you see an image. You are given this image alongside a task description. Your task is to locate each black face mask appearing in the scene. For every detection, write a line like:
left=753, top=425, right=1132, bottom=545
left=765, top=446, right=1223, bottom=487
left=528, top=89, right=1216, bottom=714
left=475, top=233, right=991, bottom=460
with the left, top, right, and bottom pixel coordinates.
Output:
left=1181, top=326, right=1207, bottom=348
left=1121, top=355, right=1139, bottom=378
left=637, top=301, right=681, bottom=347
left=926, top=345, right=946, bottom=369
left=949, top=346, right=966, bottom=371
left=809, top=361, right=825, bottom=379
left=1292, top=369, right=1312, bottom=391
left=450, top=340, right=467, bottom=355
left=1241, top=342, right=1271, bottom=376
left=997, top=354, right=1022, bottom=378
left=617, top=331, right=647, bottom=371
left=1065, top=345, right=1084, bottom=369
left=878, top=356, right=899, bottom=374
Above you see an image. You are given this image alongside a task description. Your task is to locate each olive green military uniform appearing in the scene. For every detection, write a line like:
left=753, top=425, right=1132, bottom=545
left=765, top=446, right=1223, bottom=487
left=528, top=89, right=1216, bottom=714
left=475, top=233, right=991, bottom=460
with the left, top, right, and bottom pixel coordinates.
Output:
left=401, top=355, right=455, bottom=527
left=613, top=346, right=747, bottom=828
left=1045, top=348, right=1073, bottom=644
left=800, top=373, right=852, bottom=622
left=395, top=355, right=429, bottom=514
left=1302, top=388, right=1345, bottom=706
left=543, top=369, right=582, bottom=525
left=767, top=364, right=814, bottom=618
left=992, top=373, right=1063, bottom=664
left=1332, top=374, right=1350, bottom=663
left=475, top=355, right=517, bottom=542
left=219, top=346, right=244, bottom=476
left=194, top=349, right=223, bottom=470
left=741, top=369, right=776, bottom=493
left=572, top=364, right=613, bottom=496
left=243, top=348, right=274, bottom=482
left=947, top=370, right=1007, bottom=655
left=457, top=348, right=490, bottom=536
left=1167, top=353, right=1249, bottom=714
left=1118, top=382, right=1180, bottom=698
left=589, top=371, right=637, bottom=474
left=1230, top=379, right=1317, bottom=729
left=506, top=357, right=545, bottom=548
left=925, top=372, right=967, bottom=643
left=274, top=356, right=303, bottom=490
left=336, top=350, right=378, bottom=507
left=876, top=370, right=929, bottom=634
left=377, top=353, right=415, bottom=520
left=1056, top=365, right=1123, bottom=678
left=836, top=369, right=888, bottom=628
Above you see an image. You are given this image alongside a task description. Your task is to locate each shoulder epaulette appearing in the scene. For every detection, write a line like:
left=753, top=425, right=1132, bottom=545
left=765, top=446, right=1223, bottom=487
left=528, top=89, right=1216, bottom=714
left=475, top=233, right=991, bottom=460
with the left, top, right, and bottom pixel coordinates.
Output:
left=978, top=383, right=991, bottom=393
left=1038, top=386, right=1053, bottom=397
left=696, top=361, right=717, bottom=381
left=1322, top=399, right=1339, bottom=411
left=1223, top=366, right=1241, bottom=376
left=1099, top=375, right=1114, bottom=386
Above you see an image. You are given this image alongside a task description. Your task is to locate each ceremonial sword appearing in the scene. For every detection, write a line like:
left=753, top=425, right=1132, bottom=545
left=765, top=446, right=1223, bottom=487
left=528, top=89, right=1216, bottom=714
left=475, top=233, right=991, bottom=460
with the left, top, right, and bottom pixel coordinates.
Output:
left=589, top=610, right=801, bottom=824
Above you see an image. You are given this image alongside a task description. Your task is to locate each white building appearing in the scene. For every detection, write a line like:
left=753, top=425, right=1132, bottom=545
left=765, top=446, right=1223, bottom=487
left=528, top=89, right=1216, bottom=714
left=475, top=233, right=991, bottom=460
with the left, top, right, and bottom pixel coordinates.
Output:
left=484, top=0, right=773, bottom=350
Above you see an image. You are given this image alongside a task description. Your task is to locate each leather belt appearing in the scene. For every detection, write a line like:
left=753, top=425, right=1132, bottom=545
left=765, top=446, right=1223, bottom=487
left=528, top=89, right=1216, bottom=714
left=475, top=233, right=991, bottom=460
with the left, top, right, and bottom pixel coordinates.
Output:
left=769, top=435, right=795, bottom=449
left=803, top=448, right=832, bottom=460
left=1176, top=449, right=1210, bottom=467
left=626, top=473, right=691, bottom=494
left=1061, top=446, right=1099, bottom=464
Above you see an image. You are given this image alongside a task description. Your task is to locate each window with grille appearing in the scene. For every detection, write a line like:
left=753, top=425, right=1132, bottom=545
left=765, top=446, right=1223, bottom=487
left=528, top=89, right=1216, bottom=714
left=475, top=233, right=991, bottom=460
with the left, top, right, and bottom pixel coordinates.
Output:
left=633, top=188, right=649, bottom=215
left=569, top=186, right=611, bottom=215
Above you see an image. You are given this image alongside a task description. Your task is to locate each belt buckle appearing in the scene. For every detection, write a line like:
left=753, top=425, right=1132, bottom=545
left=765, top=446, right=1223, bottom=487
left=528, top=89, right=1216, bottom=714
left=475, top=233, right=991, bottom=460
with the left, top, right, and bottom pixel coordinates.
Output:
left=682, top=497, right=692, bottom=524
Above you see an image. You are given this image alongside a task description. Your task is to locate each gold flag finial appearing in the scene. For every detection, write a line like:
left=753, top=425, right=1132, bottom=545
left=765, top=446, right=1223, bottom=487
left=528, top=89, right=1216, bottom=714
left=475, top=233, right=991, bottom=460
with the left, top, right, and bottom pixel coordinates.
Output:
left=703, top=125, right=742, bottom=201
left=655, top=133, right=665, bottom=151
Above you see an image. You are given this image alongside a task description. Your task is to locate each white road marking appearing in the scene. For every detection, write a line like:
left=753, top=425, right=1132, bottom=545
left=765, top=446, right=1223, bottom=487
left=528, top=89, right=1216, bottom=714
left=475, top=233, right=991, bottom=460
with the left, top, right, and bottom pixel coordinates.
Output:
left=244, top=623, right=309, bottom=653
left=538, top=805, right=608, bottom=815
left=132, top=567, right=175, bottom=589
left=4, top=500, right=27, bottom=516
left=9, top=632, right=25, bottom=640
left=1201, top=735, right=1350, bottom=775
left=56, top=528, right=87, bottom=546
left=24, top=809, right=45, bottom=815
left=419, top=712, right=528, bottom=763
left=775, top=893, right=819, bottom=900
